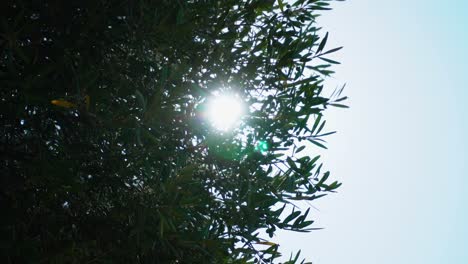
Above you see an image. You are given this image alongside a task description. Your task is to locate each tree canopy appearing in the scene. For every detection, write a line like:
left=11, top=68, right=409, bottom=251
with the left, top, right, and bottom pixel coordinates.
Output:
left=0, top=0, right=346, bottom=263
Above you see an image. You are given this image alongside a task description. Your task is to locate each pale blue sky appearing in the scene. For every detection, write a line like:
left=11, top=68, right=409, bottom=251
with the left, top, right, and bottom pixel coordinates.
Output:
left=277, top=1, right=468, bottom=263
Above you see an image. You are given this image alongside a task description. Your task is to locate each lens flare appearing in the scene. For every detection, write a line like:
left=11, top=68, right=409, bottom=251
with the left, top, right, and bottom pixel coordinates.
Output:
left=255, top=140, right=269, bottom=154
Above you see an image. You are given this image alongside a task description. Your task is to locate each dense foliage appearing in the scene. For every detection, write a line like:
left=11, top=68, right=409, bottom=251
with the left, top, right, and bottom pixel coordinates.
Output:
left=0, top=0, right=345, bottom=263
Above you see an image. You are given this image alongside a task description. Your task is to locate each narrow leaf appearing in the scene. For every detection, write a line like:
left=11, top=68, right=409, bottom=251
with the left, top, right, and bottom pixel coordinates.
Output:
left=316, top=32, right=328, bottom=54
left=319, top=57, right=340, bottom=64
left=295, top=145, right=306, bottom=154
left=319, top=46, right=343, bottom=56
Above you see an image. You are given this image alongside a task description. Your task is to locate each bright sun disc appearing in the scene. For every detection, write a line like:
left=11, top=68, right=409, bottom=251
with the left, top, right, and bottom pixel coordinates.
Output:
left=206, top=94, right=244, bottom=131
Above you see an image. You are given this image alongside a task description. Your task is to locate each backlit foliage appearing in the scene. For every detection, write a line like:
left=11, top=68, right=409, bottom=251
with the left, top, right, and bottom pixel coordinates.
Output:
left=0, top=0, right=345, bottom=263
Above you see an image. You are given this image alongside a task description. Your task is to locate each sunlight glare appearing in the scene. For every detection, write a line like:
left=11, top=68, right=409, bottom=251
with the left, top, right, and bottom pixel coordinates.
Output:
left=206, top=94, right=244, bottom=131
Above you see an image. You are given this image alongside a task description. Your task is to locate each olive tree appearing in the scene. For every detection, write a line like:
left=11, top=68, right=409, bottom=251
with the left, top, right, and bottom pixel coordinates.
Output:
left=0, top=0, right=346, bottom=263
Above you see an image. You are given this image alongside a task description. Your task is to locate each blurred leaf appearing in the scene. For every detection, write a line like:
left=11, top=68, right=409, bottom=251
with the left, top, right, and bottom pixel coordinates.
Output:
left=319, top=46, right=343, bottom=56
left=330, top=103, right=349, bottom=108
left=135, top=89, right=147, bottom=111
left=283, top=210, right=301, bottom=224
left=317, top=32, right=328, bottom=54
left=295, top=145, right=306, bottom=154
left=319, top=57, right=340, bottom=64
left=309, top=139, right=327, bottom=149
left=51, top=99, right=77, bottom=109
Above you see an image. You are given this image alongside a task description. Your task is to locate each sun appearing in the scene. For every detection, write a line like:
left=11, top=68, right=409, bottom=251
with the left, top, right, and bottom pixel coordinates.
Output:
left=206, top=93, right=244, bottom=131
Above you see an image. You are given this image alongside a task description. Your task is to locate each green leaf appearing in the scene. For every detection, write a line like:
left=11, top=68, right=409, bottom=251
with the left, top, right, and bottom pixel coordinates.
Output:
left=316, top=131, right=336, bottom=137
left=330, top=103, right=349, bottom=108
left=308, top=138, right=327, bottom=149
left=297, top=220, right=314, bottom=228
left=316, top=32, right=328, bottom=54
left=319, top=57, right=340, bottom=64
left=310, top=155, right=320, bottom=166
left=325, top=181, right=342, bottom=191
left=278, top=0, right=285, bottom=12
left=319, top=46, right=343, bottom=56
left=316, top=120, right=326, bottom=134
left=283, top=210, right=301, bottom=224
left=295, top=145, right=306, bottom=154
left=334, top=96, right=348, bottom=102
left=317, top=171, right=330, bottom=187
left=286, top=157, right=297, bottom=170
left=311, top=114, right=322, bottom=134
left=308, top=97, right=328, bottom=106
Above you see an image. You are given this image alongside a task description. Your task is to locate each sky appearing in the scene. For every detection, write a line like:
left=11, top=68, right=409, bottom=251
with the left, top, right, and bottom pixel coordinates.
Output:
left=276, top=0, right=468, bottom=263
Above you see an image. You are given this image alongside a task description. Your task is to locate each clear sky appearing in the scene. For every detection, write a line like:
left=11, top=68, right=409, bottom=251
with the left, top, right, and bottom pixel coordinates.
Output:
left=276, top=0, right=468, bottom=263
